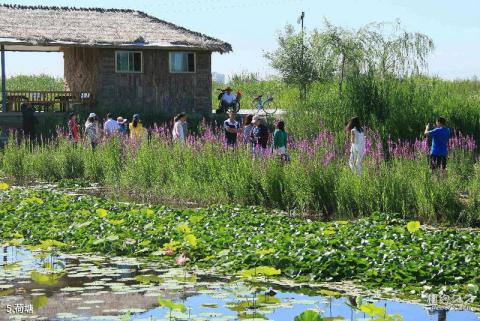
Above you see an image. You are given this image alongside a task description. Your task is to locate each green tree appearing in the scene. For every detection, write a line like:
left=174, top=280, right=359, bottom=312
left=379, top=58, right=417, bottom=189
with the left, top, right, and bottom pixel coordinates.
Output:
left=265, top=25, right=319, bottom=101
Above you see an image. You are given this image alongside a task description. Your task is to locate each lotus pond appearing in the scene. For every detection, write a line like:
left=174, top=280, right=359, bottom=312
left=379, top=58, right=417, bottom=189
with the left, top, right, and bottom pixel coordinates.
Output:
left=1, top=186, right=480, bottom=320
left=0, top=246, right=478, bottom=321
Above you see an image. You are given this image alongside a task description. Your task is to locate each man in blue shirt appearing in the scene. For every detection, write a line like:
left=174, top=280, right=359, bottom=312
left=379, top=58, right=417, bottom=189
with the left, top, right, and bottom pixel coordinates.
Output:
left=424, top=117, right=450, bottom=170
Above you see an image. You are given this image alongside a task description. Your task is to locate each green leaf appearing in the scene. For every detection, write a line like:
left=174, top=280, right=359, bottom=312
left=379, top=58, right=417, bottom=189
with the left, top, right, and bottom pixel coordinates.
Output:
left=32, top=295, right=48, bottom=309
left=359, top=303, right=386, bottom=317
left=406, top=221, right=421, bottom=233
left=31, top=271, right=64, bottom=286
left=185, top=234, right=198, bottom=247
left=238, top=266, right=281, bottom=278
left=294, top=310, right=323, bottom=321
left=177, top=223, right=191, bottom=234
left=96, top=208, right=108, bottom=218
left=157, top=298, right=187, bottom=312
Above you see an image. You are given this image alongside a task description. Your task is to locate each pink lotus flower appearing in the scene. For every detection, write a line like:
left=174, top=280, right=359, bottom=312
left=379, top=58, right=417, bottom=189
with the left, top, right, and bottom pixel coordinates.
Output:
left=176, top=253, right=189, bottom=265
left=164, top=248, right=174, bottom=256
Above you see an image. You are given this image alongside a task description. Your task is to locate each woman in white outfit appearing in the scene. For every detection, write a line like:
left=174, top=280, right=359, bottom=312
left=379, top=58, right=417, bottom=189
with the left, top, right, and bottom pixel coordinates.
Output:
left=346, top=116, right=365, bottom=176
left=172, top=113, right=187, bottom=143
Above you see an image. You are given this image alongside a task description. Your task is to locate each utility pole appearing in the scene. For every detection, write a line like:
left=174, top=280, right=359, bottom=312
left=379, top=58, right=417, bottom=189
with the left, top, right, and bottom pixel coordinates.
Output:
left=297, top=11, right=305, bottom=101
left=1, top=45, right=6, bottom=113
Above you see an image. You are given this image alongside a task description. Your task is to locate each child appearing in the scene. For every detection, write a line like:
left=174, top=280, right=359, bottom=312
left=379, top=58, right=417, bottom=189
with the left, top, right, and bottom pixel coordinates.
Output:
left=273, top=120, right=289, bottom=161
left=67, top=113, right=80, bottom=143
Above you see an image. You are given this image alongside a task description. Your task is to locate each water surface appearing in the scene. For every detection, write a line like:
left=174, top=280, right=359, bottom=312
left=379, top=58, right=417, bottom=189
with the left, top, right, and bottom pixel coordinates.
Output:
left=0, top=246, right=478, bottom=321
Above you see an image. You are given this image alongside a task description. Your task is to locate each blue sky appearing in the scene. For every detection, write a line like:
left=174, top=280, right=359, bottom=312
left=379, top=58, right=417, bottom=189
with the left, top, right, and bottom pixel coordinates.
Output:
left=2, top=0, right=480, bottom=80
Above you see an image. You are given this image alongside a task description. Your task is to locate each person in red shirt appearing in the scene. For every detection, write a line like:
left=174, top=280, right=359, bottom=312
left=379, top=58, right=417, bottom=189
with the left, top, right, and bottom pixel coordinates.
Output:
left=68, top=113, right=80, bottom=143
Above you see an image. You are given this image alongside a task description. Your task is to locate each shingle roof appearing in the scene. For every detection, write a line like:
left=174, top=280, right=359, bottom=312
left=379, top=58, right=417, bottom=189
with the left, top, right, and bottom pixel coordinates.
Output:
left=0, top=4, right=232, bottom=53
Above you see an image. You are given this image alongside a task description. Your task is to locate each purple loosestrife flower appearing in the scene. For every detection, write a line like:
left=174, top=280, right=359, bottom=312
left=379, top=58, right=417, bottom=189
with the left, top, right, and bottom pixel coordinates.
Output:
left=322, top=150, right=336, bottom=166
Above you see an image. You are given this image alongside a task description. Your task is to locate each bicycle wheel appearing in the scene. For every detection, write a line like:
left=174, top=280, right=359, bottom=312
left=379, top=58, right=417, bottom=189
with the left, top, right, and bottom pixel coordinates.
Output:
left=233, top=100, right=241, bottom=113
left=262, top=97, right=278, bottom=116
left=252, top=96, right=263, bottom=115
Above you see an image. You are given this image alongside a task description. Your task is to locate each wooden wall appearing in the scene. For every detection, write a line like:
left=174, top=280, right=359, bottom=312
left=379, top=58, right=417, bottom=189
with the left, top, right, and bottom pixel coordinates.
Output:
left=63, top=47, right=213, bottom=115
left=63, top=47, right=99, bottom=98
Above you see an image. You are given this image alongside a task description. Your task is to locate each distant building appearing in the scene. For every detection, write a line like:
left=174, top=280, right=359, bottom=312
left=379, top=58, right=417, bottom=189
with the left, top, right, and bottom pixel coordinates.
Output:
left=212, top=72, right=225, bottom=84
left=0, top=4, right=232, bottom=115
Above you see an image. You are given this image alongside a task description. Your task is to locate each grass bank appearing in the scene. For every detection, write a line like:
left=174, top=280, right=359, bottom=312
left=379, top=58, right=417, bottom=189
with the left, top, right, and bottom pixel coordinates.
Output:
left=1, top=126, right=479, bottom=225
left=0, top=186, right=479, bottom=306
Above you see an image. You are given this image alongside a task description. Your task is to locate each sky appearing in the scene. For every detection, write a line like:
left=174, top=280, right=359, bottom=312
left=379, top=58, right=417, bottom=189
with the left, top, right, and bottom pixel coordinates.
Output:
left=1, top=0, right=480, bottom=80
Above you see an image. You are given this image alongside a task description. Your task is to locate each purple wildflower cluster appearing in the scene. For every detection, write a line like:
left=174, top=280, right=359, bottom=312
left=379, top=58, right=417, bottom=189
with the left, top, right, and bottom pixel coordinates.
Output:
left=52, top=120, right=478, bottom=164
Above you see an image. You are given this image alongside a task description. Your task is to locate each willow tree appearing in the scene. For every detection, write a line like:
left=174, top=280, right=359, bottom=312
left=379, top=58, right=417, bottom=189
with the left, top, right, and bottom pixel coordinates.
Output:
left=312, top=19, right=435, bottom=96
left=266, top=20, right=434, bottom=101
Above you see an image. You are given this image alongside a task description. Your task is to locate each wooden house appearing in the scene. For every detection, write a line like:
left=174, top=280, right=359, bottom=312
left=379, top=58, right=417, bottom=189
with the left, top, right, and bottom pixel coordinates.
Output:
left=0, top=4, right=232, bottom=119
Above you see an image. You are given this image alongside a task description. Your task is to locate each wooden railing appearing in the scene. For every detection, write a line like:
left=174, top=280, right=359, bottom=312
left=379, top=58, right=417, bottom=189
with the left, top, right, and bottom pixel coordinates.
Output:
left=0, top=91, right=93, bottom=112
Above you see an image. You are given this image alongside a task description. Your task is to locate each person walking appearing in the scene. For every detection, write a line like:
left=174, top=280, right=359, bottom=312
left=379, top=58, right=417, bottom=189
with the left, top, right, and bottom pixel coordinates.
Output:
left=346, top=116, right=365, bottom=176
left=224, top=109, right=241, bottom=147
left=85, top=113, right=100, bottom=150
left=273, top=120, right=289, bottom=161
left=129, top=114, right=146, bottom=141
left=67, top=113, right=80, bottom=143
left=172, top=113, right=187, bottom=143
left=21, top=103, right=38, bottom=141
left=424, top=117, right=450, bottom=172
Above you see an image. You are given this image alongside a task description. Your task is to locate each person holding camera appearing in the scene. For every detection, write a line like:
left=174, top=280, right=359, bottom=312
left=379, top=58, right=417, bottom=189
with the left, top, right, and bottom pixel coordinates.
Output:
left=424, top=117, right=450, bottom=171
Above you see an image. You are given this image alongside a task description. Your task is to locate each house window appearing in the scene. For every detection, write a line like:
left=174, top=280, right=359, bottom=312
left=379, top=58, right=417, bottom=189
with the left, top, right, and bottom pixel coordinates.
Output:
left=115, top=51, right=143, bottom=73
left=169, top=52, right=196, bottom=73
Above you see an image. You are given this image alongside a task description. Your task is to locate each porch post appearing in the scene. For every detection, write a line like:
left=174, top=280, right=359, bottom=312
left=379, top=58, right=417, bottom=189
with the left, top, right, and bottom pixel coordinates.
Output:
left=1, top=45, right=6, bottom=113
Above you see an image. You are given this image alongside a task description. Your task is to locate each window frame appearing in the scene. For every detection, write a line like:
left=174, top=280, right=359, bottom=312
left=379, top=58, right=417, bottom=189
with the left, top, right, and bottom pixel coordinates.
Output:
left=169, top=52, right=196, bottom=74
left=115, top=50, right=144, bottom=74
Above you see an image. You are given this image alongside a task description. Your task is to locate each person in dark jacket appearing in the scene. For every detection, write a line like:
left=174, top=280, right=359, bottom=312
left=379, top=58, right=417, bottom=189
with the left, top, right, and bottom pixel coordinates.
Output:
left=251, top=115, right=269, bottom=157
left=21, top=103, right=38, bottom=141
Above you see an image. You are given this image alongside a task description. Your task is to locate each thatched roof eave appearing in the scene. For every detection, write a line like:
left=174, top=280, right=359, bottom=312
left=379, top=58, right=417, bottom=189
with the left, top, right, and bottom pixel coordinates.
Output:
left=0, top=37, right=231, bottom=52
left=0, top=4, right=233, bottom=53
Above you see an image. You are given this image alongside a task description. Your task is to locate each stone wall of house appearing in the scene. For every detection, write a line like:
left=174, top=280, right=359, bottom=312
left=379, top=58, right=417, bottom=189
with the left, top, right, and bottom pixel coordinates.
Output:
left=64, top=47, right=213, bottom=116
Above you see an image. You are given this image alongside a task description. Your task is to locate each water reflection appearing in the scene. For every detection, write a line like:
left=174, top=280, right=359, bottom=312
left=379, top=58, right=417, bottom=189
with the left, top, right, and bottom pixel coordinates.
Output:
left=0, top=246, right=478, bottom=321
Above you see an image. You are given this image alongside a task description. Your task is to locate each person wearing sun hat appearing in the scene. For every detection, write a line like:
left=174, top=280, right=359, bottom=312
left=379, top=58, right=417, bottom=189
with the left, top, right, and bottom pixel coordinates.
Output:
left=220, top=86, right=236, bottom=112
left=84, top=112, right=99, bottom=150
left=117, top=116, right=128, bottom=137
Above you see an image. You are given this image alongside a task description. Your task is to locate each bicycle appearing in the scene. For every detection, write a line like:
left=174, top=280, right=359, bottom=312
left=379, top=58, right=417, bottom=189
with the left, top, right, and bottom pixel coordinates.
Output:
left=252, top=94, right=278, bottom=116
left=215, top=88, right=242, bottom=114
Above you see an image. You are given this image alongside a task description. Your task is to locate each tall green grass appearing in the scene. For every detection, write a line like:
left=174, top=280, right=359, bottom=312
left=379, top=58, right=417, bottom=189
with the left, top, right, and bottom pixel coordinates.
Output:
left=1, top=137, right=479, bottom=226
left=221, top=74, right=480, bottom=141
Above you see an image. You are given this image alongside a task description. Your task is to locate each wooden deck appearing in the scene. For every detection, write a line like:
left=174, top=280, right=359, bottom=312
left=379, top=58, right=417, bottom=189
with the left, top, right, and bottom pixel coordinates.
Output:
left=0, top=90, right=92, bottom=112
left=0, top=111, right=67, bottom=128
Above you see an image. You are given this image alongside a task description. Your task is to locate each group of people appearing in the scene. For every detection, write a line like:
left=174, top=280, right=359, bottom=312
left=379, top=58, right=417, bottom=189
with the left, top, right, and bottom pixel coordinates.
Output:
left=62, top=109, right=451, bottom=175
left=222, top=108, right=289, bottom=159
left=345, top=116, right=450, bottom=176
left=67, top=112, right=146, bottom=149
